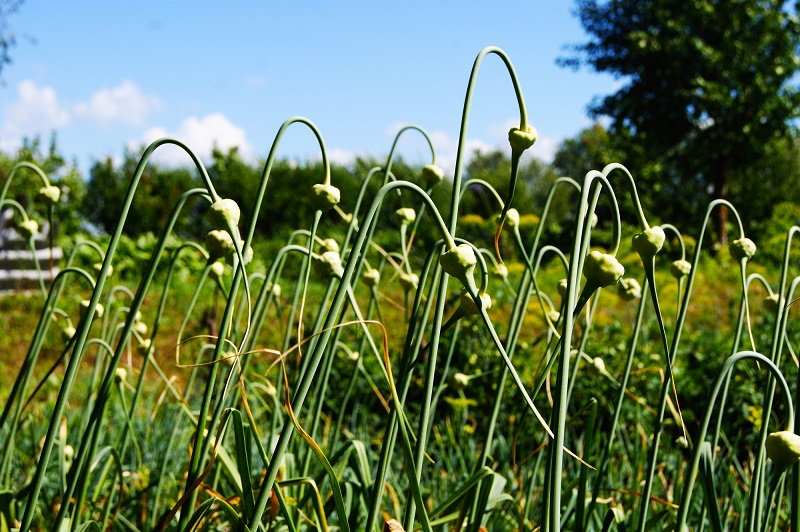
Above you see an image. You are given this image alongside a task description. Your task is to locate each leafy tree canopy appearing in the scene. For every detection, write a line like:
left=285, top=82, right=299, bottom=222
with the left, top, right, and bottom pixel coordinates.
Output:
left=560, top=0, right=800, bottom=241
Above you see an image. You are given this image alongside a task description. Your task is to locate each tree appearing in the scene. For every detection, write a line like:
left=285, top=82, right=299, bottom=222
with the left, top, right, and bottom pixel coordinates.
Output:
left=0, top=0, right=24, bottom=77
left=561, top=0, right=800, bottom=243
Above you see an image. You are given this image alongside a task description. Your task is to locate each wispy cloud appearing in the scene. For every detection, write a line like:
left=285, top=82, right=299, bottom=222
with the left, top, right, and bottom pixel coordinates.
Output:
left=130, top=112, right=253, bottom=166
left=74, top=80, right=161, bottom=127
left=2, top=81, right=70, bottom=143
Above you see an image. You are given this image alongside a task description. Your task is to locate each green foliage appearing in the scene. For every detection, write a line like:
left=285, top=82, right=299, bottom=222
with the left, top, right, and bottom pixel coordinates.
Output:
left=562, top=0, right=800, bottom=242
left=83, top=150, right=204, bottom=237
left=0, top=134, right=85, bottom=236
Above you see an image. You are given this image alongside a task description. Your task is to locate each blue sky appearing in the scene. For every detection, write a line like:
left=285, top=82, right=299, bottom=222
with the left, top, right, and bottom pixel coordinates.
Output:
left=0, top=1, right=617, bottom=177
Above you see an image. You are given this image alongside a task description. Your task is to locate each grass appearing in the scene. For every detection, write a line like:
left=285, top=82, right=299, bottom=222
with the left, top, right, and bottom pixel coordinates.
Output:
left=2, top=45, right=800, bottom=532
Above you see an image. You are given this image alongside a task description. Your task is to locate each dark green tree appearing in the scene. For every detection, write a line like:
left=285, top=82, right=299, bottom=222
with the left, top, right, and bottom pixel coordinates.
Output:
left=561, top=0, right=800, bottom=242
left=83, top=149, right=203, bottom=237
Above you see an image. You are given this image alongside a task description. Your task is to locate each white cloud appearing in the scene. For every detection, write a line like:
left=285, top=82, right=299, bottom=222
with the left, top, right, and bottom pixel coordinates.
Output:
left=428, top=130, right=492, bottom=178
left=2, top=80, right=70, bottom=139
left=130, top=112, right=253, bottom=166
left=74, top=80, right=161, bottom=127
left=383, top=119, right=561, bottom=179
left=326, top=148, right=359, bottom=167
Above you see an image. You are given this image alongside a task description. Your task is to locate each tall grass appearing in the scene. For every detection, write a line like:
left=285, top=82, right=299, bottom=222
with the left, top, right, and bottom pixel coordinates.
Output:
left=1, top=46, right=799, bottom=532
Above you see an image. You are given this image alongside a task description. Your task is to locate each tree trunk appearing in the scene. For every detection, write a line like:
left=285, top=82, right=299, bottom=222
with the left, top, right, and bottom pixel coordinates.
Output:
left=712, top=159, right=731, bottom=246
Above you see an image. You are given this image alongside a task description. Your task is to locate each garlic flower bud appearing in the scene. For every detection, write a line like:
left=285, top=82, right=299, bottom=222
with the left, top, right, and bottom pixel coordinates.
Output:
left=362, top=267, right=380, bottom=287
left=37, top=185, right=61, bottom=206
left=583, top=251, right=624, bottom=288
left=421, top=164, right=444, bottom=188
left=618, top=278, right=642, bottom=301
left=670, top=259, right=691, bottom=279
left=508, top=125, right=537, bottom=153
left=399, top=272, right=419, bottom=291
left=17, top=219, right=38, bottom=240
left=207, top=198, right=241, bottom=231
left=440, top=244, right=477, bottom=285
left=394, top=208, right=416, bottom=226
left=766, top=431, right=800, bottom=469
left=310, top=183, right=341, bottom=212
left=632, top=226, right=666, bottom=260
left=206, top=230, right=236, bottom=261
left=730, top=237, right=757, bottom=261
left=312, top=251, right=344, bottom=279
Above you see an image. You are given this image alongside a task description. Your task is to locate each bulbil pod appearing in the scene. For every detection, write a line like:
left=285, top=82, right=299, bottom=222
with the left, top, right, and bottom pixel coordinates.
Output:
left=312, top=251, right=344, bottom=279
left=496, top=208, right=520, bottom=228
left=583, top=250, right=625, bottom=288
left=37, top=185, right=61, bottom=206
left=62, top=325, right=76, bottom=342
left=394, top=208, right=416, bottom=226
left=508, top=125, right=537, bottom=153
left=133, top=321, right=147, bottom=336
left=207, top=198, right=241, bottom=231
left=321, top=238, right=339, bottom=253
left=267, top=282, right=281, bottom=298
left=80, top=300, right=104, bottom=320
left=310, top=183, right=341, bottom=212
left=730, top=237, right=757, bottom=261
left=17, top=219, right=38, bottom=240
left=452, top=372, right=470, bottom=391
left=421, top=164, right=444, bottom=188
left=93, top=262, right=113, bottom=276
left=138, top=338, right=152, bottom=356
left=440, top=244, right=477, bottom=285
left=766, top=431, right=800, bottom=468
left=206, top=230, right=237, bottom=262
left=670, top=259, right=691, bottom=279
left=507, top=208, right=520, bottom=228
left=764, top=293, right=781, bottom=314
left=492, top=263, right=508, bottom=280
left=362, top=267, right=380, bottom=287
left=209, top=260, right=225, bottom=281
left=557, top=278, right=568, bottom=300
left=458, top=290, right=492, bottom=317
left=632, top=226, right=666, bottom=260
left=618, top=278, right=642, bottom=301
left=399, top=272, right=419, bottom=291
